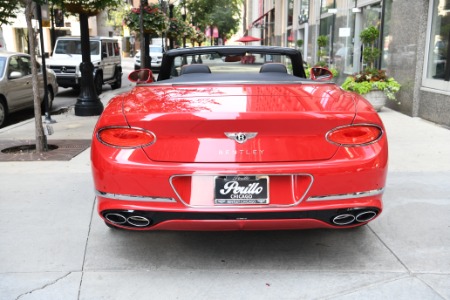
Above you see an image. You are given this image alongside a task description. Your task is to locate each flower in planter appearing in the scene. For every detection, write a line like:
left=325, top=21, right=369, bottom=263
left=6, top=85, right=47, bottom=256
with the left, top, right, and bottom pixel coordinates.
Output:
left=166, top=18, right=190, bottom=40
left=189, top=28, right=206, bottom=46
left=341, top=26, right=401, bottom=104
left=124, top=4, right=168, bottom=34
left=342, top=69, right=401, bottom=101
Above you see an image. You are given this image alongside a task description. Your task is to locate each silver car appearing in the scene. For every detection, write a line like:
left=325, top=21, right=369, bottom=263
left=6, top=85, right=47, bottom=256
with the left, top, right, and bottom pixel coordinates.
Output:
left=0, top=52, right=58, bottom=127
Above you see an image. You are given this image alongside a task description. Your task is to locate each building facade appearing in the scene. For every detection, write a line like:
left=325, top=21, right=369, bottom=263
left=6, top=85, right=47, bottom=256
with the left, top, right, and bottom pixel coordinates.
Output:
left=247, top=0, right=450, bottom=128
left=1, top=6, right=117, bottom=57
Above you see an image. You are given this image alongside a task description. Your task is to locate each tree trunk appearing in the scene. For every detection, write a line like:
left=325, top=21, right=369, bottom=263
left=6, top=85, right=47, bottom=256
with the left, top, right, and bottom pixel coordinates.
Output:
left=24, top=0, right=47, bottom=152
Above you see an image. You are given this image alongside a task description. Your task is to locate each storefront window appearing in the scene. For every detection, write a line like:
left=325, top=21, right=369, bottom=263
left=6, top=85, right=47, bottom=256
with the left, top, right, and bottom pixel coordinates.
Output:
left=319, top=16, right=334, bottom=65
left=299, top=0, right=309, bottom=24
left=361, top=4, right=382, bottom=69
left=333, top=1, right=356, bottom=76
left=321, top=0, right=335, bottom=14
left=426, top=0, right=450, bottom=82
left=287, top=0, right=294, bottom=27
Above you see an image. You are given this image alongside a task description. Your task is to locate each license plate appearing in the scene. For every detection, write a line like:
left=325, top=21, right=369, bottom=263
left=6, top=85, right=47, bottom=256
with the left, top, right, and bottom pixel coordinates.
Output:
left=214, top=175, right=269, bottom=205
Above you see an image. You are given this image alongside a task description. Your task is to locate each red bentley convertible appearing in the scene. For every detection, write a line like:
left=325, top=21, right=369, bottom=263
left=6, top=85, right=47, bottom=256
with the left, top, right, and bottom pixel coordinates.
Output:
left=91, top=46, right=388, bottom=231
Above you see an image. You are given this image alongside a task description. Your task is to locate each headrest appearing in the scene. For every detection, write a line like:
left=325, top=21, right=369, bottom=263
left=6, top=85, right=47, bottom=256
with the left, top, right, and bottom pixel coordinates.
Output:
left=259, top=63, right=288, bottom=73
left=180, top=64, right=212, bottom=75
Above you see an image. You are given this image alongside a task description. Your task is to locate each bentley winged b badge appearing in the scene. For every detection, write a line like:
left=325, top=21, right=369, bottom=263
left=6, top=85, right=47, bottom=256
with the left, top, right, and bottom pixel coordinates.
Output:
left=224, top=132, right=258, bottom=144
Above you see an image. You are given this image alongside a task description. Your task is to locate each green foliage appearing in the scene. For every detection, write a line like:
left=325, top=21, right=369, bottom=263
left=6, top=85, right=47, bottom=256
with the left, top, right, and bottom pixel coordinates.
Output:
left=52, top=0, right=122, bottom=16
left=0, top=0, right=18, bottom=26
left=124, top=4, right=168, bottom=34
left=190, top=28, right=206, bottom=45
left=296, top=39, right=303, bottom=48
left=317, top=35, right=328, bottom=64
left=167, top=17, right=191, bottom=40
left=317, top=35, right=328, bottom=48
left=184, top=0, right=241, bottom=40
left=341, top=25, right=401, bottom=103
left=360, top=26, right=380, bottom=69
left=359, top=26, right=379, bottom=44
left=342, top=69, right=401, bottom=101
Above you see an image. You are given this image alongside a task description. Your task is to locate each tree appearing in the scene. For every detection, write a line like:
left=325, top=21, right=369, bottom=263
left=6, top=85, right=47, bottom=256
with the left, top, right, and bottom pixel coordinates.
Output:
left=20, top=0, right=47, bottom=152
left=0, top=0, right=18, bottom=26
left=183, top=0, right=242, bottom=44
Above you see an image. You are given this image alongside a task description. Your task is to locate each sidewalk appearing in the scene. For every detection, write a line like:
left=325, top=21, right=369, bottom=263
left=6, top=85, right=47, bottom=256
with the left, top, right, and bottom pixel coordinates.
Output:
left=0, top=90, right=449, bottom=299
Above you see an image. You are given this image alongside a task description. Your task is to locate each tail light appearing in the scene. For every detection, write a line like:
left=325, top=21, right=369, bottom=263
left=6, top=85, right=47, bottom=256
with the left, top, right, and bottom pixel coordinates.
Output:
left=97, top=127, right=156, bottom=148
left=326, top=124, right=383, bottom=147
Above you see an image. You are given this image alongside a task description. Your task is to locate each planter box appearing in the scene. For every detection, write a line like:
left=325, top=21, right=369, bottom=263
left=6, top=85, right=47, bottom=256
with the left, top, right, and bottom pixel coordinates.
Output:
left=363, top=90, right=386, bottom=111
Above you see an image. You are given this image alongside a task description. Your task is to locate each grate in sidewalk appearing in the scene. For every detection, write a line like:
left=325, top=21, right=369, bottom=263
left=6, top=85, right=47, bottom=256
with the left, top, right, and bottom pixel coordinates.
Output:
left=0, top=139, right=91, bottom=161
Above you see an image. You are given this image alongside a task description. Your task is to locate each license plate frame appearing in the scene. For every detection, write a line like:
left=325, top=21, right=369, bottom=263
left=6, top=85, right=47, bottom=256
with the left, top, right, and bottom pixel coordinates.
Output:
left=214, top=175, right=269, bottom=205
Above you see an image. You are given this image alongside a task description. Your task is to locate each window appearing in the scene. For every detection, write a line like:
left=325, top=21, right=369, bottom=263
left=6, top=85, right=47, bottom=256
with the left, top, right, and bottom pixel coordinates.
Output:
left=424, top=0, right=450, bottom=90
left=8, top=56, right=20, bottom=77
left=321, top=0, right=335, bottom=14
left=287, top=0, right=294, bottom=27
left=114, top=43, right=120, bottom=56
left=107, top=42, right=113, bottom=57
left=299, top=0, right=309, bottom=24
left=0, top=57, right=6, bottom=77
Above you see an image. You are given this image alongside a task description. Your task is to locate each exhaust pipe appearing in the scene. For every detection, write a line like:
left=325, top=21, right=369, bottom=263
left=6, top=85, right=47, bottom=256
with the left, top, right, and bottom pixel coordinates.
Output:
left=105, top=213, right=127, bottom=225
left=356, top=211, right=377, bottom=223
left=127, top=215, right=151, bottom=227
left=332, top=214, right=355, bottom=226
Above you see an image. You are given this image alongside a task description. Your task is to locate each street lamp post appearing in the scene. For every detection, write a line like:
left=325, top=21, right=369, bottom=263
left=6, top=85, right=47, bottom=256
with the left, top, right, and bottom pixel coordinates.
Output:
left=74, top=13, right=104, bottom=116
left=140, top=0, right=151, bottom=69
left=169, top=4, right=174, bottom=49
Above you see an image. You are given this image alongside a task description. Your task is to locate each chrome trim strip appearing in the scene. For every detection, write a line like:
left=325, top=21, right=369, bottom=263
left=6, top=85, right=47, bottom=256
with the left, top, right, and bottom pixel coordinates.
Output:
left=307, top=188, right=384, bottom=201
left=96, top=191, right=176, bottom=203
left=148, top=81, right=334, bottom=86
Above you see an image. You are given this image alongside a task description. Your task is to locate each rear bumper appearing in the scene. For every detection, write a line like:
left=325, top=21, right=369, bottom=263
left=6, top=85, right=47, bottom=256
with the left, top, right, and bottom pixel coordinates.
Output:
left=92, top=134, right=388, bottom=230
left=99, top=205, right=382, bottom=230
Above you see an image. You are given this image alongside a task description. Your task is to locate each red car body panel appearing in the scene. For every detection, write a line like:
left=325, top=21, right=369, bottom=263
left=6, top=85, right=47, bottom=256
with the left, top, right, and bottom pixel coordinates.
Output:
left=91, top=46, right=388, bottom=231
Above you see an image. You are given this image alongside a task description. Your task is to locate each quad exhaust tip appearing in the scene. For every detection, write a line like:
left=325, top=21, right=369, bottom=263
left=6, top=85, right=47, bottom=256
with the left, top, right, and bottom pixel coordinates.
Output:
left=332, top=210, right=378, bottom=226
left=332, top=214, right=356, bottom=225
left=105, top=213, right=151, bottom=228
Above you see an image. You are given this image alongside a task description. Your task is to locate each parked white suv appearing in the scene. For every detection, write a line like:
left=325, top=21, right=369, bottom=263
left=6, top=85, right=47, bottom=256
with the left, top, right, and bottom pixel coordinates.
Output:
left=47, top=36, right=122, bottom=95
left=134, top=45, right=165, bottom=71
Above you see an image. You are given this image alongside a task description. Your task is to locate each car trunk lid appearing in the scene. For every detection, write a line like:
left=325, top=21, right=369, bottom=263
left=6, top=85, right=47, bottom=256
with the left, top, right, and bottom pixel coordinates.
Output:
left=123, top=84, right=356, bottom=163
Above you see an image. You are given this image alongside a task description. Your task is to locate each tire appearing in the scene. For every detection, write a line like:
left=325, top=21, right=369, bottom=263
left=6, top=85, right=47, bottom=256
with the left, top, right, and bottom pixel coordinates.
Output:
left=94, top=73, right=103, bottom=95
left=0, top=100, right=7, bottom=128
left=110, top=69, right=122, bottom=90
left=41, top=87, right=54, bottom=113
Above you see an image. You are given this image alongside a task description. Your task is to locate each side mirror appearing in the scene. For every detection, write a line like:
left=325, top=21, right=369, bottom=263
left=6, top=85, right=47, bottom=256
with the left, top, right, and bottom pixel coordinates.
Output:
left=9, top=71, right=23, bottom=79
left=128, top=69, right=154, bottom=84
left=310, top=67, right=333, bottom=81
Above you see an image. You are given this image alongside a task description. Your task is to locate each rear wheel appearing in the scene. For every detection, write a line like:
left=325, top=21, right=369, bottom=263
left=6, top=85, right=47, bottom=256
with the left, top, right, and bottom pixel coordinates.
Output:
left=110, top=69, right=122, bottom=90
left=94, top=73, right=103, bottom=95
left=0, top=100, right=7, bottom=128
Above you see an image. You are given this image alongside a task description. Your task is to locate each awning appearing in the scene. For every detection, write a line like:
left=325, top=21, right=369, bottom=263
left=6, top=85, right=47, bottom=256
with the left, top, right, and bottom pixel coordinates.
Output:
left=251, top=8, right=274, bottom=27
